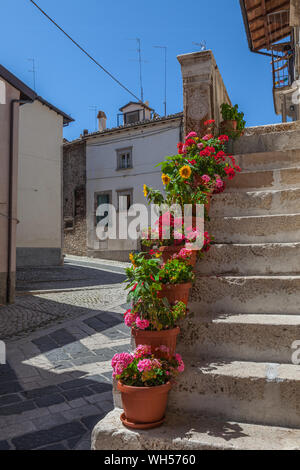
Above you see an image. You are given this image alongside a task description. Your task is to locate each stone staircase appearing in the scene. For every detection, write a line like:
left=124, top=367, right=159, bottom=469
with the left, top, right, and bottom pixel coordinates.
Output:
left=92, top=131, right=300, bottom=450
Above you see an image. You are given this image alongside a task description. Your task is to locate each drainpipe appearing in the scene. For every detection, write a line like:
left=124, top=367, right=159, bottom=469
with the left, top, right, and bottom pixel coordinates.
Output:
left=7, top=98, right=33, bottom=303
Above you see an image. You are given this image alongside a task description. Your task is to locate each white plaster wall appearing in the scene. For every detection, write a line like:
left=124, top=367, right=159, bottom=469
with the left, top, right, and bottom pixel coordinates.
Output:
left=17, top=100, right=63, bottom=248
left=86, top=120, right=181, bottom=251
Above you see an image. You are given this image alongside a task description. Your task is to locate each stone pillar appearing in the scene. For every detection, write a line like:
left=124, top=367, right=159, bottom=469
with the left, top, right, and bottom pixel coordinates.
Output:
left=177, top=50, right=231, bottom=137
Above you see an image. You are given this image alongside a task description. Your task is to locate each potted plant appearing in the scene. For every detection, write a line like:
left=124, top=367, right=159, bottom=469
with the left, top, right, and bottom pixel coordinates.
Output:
left=124, top=297, right=186, bottom=356
left=157, top=258, right=195, bottom=306
left=112, top=345, right=184, bottom=429
left=220, top=103, right=246, bottom=138
left=125, top=253, right=194, bottom=307
left=144, top=128, right=241, bottom=214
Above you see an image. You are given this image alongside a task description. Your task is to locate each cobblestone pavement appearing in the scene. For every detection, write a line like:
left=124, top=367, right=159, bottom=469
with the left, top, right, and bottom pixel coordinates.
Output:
left=0, top=257, right=131, bottom=450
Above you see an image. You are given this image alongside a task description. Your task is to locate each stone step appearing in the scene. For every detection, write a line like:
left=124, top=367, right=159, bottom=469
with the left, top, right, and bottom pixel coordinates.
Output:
left=168, top=360, right=300, bottom=429
left=210, top=188, right=300, bottom=217
left=92, top=408, right=300, bottom=450
left=177, top=313, right=300, bottom=364
left=189, top=275, right=300, bottom=315
left=226, top=167, right=300, bottom=192
left=196, top=243, right=300, bottom=275
left=236, top=149, right=300, bottom=171
left=207, top=213, right=300, bottom=244
left=231, top=125, right=300, bottom=155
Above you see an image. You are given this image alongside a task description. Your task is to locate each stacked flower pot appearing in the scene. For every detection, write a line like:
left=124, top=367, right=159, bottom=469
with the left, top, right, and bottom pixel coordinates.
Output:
left=111, top=118, right=241, bottom=430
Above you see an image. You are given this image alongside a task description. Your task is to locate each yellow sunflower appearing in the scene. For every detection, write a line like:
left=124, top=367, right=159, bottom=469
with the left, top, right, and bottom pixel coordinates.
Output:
left=179, top=165, right=192, bottom=179
left=143, top=184, right=148, bottom=198
left=162, top=173, right=171, bottom=185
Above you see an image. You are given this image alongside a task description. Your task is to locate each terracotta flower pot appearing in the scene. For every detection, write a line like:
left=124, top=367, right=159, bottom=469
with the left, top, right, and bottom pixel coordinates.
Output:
left=221, top=120, right=237, bottom=132
left=118, top=381, right=172, bottom=429
left=132, top=327, right=180, bottom=357
left=204, top=192, right=212, bottom=215
left=157, top=282, right=192, bottom=306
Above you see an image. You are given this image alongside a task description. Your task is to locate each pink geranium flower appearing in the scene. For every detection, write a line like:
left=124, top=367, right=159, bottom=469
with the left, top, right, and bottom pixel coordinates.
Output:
left=135, top=316, right=150, bottom=330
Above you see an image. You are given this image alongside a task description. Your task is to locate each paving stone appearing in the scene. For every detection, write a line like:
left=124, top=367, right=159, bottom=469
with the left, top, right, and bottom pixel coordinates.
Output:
left=67, top=434, right=85, bottom=450
left=99, top=400, right=114, bottom=414
left=35, top=393, right=66, bottom=408
left=101, top=327, right=127, bottom=340
left=48, top=402, right=71, bottom=414
left=83, top=317, right=106, bottom=333
left=22, top=385, right=60, bottom=399
left=95, top=313, right=121, bottom=328
left=68, top=398, right=87, bottom=409
left=81, top=413, right=105, bottom=431
left=71, top=356, right=99, bottom=366
left=85, top=393, right=109, bottom=405
left=73, top=436, right=91, bottom=450
left=100, top=371, right=113, bottom=383
left=38, top=443, right=68, bottom=450
left=90, top=348, right=114, bottom=361
left=50, top=361, right=73, bottom=371
left=62, top=404, right=100, bottom=421
left=0, top=394, right=23, bottom=407
left=61, top=387, right=94, bottom=401
left=12, top=421, right=86, bottom=450
left=111, top=343, right=132, bottom=354
left=88, top=382, right=112, bottom=394
left=0, top=440, right=11, bottom=450
left=32, top=336, right=59, bottom=353
left=32, top=413, right=67, bottom=430
left=62, top=342, right=90, bottom=357
left=0, top=421, right=37, bottom=441
left=44, top=349, right=70, bottom=362
left=49, top=329, right=76, bottom=347
left=0, top=399, right=36, bottom=416
left=58, top=378, right=91, bottom=391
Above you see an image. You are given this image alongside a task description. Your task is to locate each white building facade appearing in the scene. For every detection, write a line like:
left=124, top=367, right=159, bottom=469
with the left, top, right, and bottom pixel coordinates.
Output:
left=86, top=106, right=183, bottom=261
left=17, top=97, right=73, bottom=267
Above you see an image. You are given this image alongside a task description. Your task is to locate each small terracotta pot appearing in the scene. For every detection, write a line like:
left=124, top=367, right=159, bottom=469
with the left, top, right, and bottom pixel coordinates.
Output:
left=204, top=193, right=212, bottom=215
left=132, top=327, right=180, bottom=357
left=118, top=381, right=172, bottom=429
left=159, top=245, right=184, bottom=263
left=157, top=282, right=192, bottom=306
left=221, top=120, right=237, bottom=132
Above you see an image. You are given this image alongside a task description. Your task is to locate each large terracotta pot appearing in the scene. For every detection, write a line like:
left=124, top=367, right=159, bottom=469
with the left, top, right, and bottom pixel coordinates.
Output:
left=157, top=282, right=192, bottom=306
left=159, top=245, right=198, bottom=266
left=118, top=381, right=172, bottom=429
left=132, top=327, right=180, bottom=357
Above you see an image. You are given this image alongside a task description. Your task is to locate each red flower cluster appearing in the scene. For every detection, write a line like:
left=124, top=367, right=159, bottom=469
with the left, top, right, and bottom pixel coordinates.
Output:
left=177, top=142, right=183, bottom=154
left=218, top=135, right=229, bottom=144
left=204, top=119, right=215, bottom=126
left=200, top=148, right=212, bottom=157
left=185, top=138, right=196, bottom=147
left=202, top=232, right=213, bottom=252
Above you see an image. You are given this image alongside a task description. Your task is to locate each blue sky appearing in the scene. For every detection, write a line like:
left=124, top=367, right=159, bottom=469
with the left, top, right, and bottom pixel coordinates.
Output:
left=1, top=0, right=281, bottom=140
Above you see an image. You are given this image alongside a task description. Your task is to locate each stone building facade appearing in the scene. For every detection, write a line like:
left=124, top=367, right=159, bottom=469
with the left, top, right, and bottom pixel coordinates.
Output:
left=63, top=139, right=87, bottom=256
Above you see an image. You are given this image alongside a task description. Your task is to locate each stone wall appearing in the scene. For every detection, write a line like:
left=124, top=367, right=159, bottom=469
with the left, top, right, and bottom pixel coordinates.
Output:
left=63, top=140, right=87, bottom=256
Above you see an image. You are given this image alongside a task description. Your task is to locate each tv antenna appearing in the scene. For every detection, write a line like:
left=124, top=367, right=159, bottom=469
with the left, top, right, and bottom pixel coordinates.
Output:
left=153, top=45, right=167, bottom=116
left=128, top=38, right=146, bottom=102
left=193, top=41, right=207, bottom=51
left=28, top=58, right=37, bottom=91
left=89, top=105, right=99, bottom=131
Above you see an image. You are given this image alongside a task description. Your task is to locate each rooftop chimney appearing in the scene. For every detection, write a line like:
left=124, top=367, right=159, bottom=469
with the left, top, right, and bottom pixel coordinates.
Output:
left=97, top=110, right=107, bottom=132
left=83, top=129, right=89, bottom=136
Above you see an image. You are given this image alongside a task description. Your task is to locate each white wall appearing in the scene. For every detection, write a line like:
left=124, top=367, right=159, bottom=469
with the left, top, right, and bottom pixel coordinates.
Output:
left=86, top=119, right=181, bottom=253
left=17, top=100, right=63, bottom=254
